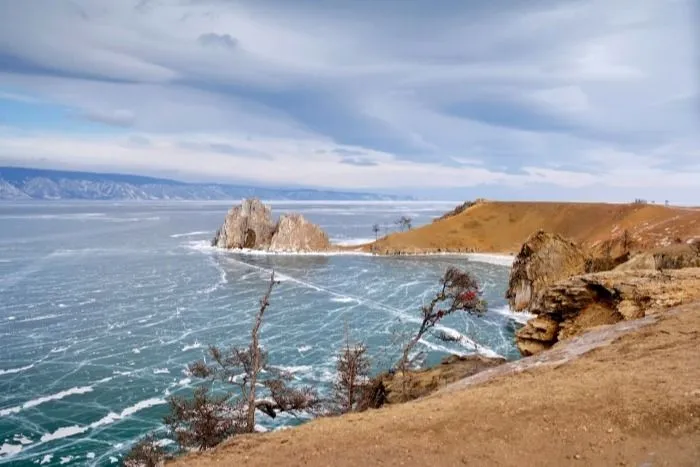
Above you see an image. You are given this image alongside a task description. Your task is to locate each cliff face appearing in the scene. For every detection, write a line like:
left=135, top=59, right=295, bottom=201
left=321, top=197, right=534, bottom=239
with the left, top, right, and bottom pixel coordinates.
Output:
left=506, top=231, right=588, bottom=312
left=515, top=268, right=700, bottom=355
left=269, top=214, right=330, bottom=252
left=211, top=199, right=330, bottom=252
left=211, top=199, right=276, bottom=250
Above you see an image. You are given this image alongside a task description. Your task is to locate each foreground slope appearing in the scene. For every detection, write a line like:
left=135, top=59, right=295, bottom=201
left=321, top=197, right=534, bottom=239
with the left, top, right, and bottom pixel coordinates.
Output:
left=368, top=201, right=700, bottom=254
left=170, top=302, right=700, bottom=467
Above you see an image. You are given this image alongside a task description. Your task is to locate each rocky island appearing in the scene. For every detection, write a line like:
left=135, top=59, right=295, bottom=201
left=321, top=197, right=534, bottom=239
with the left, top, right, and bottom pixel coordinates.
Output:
left=211, top=198, right=330, bottom=252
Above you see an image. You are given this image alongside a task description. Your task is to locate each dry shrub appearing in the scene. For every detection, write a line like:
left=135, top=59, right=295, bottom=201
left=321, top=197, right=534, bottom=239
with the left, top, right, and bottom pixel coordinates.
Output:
left=331, top=337, right=371, bottom=414
left=585, top=253, right=630, bottom=273
left=123, top=434, right=166, bottom=467
left=165, top=386, right=244, bottom=451
left=435, top=201, right=476, bottom=222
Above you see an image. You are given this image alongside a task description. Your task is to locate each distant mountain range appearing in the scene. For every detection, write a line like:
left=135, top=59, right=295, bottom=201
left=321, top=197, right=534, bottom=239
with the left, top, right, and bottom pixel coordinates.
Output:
left=0, top=167, right=410, bottom=201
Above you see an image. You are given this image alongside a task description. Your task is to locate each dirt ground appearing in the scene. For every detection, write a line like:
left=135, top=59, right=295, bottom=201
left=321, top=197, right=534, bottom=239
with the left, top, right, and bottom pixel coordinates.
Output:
left=365, top=201, right=700, bottom=255
left=170, top=302, right=700, bottom=467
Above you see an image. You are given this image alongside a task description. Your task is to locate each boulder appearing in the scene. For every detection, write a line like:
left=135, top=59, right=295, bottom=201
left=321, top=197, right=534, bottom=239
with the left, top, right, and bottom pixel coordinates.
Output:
left=515, top=268, right=700, bottom=355
left=270, top=214, right=330, bottom=252
left=211, top=198, right=276, bottom=249
left=506, top=231, right=587, bottom=312
left=211, top=199, right=330, bottom=253
left=515, top=316, right=559, bottom=356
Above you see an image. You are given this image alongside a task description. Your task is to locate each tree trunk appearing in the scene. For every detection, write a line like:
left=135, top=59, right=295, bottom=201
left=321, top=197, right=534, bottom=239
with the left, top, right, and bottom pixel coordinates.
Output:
left=245, top=272, right=276, bottom=432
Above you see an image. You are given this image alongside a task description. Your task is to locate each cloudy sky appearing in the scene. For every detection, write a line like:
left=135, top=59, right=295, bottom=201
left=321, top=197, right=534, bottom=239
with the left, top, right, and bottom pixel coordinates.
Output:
left=0, top=0, right=698, bottom=201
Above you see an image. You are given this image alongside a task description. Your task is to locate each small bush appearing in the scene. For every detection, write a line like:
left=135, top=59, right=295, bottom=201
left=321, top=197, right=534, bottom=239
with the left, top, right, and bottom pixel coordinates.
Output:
left=165, top=386, right=244, bottom=451
left=331, top=338, right=371, bottom=414
left=585, top=253, right=629, bottom=273
left=123, top=434, right=166, bottom=467
left=435, top=201, right=476, bottom=222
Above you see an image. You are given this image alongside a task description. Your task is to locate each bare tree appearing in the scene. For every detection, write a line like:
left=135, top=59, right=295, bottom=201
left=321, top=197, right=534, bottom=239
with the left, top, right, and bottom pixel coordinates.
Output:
left=332, top=332, right=371, bottom=414
left=371, top=223, right=381, bottom=241
left=245, top=273, right=275, bottom=431
left=165, top=272, right=320, bottom=451
left=396, top=267, right=486, bottom=372
left=395, top=216, right=412, bottom=232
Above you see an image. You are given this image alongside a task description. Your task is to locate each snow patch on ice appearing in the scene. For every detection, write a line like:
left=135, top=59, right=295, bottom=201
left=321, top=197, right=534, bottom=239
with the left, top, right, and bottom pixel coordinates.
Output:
left=0, top=442, right=23, bottom=457
left=491, top=305, right=534, bottom=325
left=170, top=231, right=211, bottom=238
left=0, top=364, right=34, bottom=376
left=1, top=385, right=94, bottom=417
left=182, top=341, right=202, bottom=352
left=40, top=425, right=87, bottom=443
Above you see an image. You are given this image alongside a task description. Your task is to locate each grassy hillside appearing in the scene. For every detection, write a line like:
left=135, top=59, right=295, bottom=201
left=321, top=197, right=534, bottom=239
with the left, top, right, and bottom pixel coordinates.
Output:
left=169, top=302, right=700, bottom=467
left=366, top=201, right=700, bottom=254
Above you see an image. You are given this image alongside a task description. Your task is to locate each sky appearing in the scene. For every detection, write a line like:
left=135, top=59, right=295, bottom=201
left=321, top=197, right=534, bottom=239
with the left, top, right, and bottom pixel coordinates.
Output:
left=0, top=0, right=698, bottom=201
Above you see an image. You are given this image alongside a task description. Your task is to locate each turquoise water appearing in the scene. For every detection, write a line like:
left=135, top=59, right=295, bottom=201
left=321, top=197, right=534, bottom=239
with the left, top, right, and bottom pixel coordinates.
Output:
left=0, top=201, right=521, bottom=466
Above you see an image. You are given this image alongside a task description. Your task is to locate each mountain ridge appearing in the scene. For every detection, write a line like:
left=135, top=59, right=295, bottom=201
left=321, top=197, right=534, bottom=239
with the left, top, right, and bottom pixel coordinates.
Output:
left=0, top=166, right=409, bottom=201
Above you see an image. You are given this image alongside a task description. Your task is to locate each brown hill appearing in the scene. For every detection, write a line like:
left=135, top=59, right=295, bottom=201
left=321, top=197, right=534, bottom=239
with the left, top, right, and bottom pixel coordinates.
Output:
left=169, top=302, right=700, bottom=467
left=367, top=201, right=700, bottom=255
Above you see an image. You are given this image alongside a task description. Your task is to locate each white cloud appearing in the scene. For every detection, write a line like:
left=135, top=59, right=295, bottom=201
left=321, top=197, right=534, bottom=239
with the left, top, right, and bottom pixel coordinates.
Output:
left=1, top=131, right=698, bottom=196
left=0, top=0, right=696, bottom=199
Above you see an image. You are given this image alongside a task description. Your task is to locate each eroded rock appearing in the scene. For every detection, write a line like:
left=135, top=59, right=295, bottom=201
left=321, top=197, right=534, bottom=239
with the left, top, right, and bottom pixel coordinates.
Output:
left=269, top=214, right=330, bottom=252
left=506, top=231, right=588, bottom=312
left=515, top=268, right=700, bottom=355
left=211, top=199, right=330, bottom=253
left=211, top=198, right=276, bottom=250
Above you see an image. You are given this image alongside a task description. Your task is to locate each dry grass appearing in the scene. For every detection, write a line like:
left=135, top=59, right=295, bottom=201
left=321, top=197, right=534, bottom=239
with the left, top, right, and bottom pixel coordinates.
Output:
left=169, top=302, right=700, bottom=467
left=366, top=201, right=700, bottom=255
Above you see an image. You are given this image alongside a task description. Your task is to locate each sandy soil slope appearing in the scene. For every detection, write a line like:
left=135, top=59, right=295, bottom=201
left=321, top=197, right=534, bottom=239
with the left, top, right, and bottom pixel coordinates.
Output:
left=170, top=302, right=700, bottom=467
left=366, top=201, right=700, bottom=254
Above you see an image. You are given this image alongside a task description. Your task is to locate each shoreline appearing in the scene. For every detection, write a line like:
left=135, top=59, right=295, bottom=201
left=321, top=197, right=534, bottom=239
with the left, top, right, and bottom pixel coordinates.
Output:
left=202, top=242, right=515, bottom=267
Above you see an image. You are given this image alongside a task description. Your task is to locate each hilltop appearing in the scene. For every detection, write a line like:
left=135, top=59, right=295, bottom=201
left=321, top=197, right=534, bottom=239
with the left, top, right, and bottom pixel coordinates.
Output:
left=367, top=200, right=700, bottom=255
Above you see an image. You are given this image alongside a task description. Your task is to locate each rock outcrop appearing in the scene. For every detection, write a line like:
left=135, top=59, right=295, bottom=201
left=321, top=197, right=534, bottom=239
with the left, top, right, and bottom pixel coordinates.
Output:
left=506, top=231, right=587, bottom=311
left=269, top=214, right=330, bottom=252
left=515, top=268, right=700, bottom=355
left=368, top=354, right=506, bottom=407
left=211, top=199, right=276, bottom=249
left=211, top=199, right=330, bottom=252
